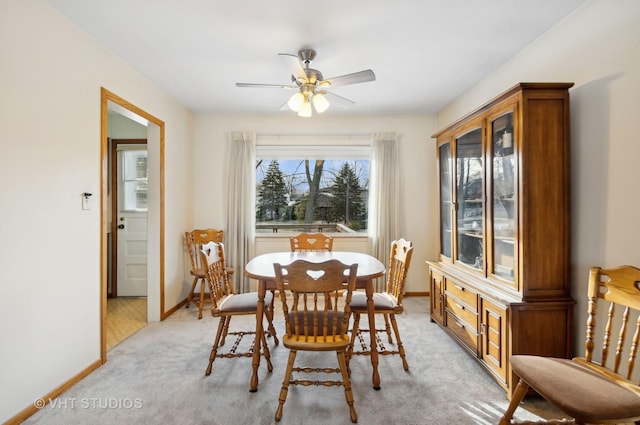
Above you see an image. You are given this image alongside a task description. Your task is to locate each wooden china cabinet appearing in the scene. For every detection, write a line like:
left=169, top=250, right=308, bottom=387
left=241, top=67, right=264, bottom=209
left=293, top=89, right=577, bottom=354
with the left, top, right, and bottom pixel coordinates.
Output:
left=427, top=83, right=575, bottom=397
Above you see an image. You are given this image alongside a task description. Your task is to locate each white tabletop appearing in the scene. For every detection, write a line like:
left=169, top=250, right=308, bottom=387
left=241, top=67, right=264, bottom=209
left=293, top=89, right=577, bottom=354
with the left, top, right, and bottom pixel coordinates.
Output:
left=244, top=251, right=385, bottom=280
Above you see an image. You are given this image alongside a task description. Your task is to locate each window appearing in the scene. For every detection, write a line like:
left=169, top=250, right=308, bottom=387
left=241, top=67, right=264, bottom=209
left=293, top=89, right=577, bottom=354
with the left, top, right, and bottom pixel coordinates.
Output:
left=255, top=135, right=371, bottom=234
left=121, top=149, right=148, bottom=211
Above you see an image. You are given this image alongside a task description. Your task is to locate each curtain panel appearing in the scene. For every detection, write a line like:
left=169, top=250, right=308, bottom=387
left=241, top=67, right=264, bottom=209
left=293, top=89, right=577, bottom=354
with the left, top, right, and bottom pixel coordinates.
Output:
left=369, top=132, right=399, bottom=291
left=225, top=132, right=256, bottom=293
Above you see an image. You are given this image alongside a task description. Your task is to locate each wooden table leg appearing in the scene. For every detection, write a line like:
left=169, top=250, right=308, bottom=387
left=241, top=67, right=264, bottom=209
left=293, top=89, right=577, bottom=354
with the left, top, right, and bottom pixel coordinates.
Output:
left=266, top=281, right=279, bottom=345
left=366, top=279, right=381, bottom=390
left=250, top=279, right=266, bottom=392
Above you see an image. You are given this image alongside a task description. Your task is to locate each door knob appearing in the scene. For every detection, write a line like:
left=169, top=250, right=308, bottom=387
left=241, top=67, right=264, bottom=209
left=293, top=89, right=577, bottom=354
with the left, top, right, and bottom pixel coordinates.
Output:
left=117, top=224, right=125, bottom=229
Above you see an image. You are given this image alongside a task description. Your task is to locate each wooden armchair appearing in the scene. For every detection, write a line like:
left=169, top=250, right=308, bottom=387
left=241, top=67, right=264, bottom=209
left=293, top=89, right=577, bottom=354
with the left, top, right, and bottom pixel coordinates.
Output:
left=499, top=265, right=640, bottom=424
left=289, top=232, right=334, bottom=252
left=273, top=259, right=359, bottom=423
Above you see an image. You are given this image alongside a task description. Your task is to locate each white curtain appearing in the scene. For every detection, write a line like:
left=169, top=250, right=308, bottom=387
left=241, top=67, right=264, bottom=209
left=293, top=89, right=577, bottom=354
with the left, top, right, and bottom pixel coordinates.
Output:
left=225, top=132, right=256, bottom=293
left=369, top=132, right=399, bottom=291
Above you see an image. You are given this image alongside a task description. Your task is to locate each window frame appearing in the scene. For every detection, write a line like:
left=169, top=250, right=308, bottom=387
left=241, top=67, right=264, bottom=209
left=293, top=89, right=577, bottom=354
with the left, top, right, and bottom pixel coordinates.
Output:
left=255, top=134, right=373, bottom=236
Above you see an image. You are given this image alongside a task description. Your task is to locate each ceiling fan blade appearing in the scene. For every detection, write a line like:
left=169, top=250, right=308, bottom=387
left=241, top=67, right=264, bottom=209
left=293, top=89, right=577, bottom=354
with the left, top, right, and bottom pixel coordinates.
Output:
left=278, top=99, right=290, bottom=111
left=321, top=69, right=376, bottom=87
left=278, top=53, right=307, bottom=81
left=323, top=91, right=356, bottom=109
left=236, top=82, right=296, bottom=89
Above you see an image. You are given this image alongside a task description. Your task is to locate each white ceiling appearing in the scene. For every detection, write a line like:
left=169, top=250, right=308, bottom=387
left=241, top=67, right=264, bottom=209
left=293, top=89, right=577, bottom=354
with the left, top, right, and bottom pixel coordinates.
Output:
left=47, top=0, right=586, bottom=115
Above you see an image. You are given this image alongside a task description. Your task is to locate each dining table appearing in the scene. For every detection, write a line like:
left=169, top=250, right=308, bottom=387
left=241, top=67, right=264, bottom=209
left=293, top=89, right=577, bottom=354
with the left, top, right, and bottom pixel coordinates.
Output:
left=244, top=250, right=386, bottom=392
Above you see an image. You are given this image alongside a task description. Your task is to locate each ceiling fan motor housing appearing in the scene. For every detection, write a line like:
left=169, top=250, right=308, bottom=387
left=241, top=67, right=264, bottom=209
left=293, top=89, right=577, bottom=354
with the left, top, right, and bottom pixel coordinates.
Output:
left=296, top=49, right=323, bottom=85
left=298, top=49, right=316, bottom=65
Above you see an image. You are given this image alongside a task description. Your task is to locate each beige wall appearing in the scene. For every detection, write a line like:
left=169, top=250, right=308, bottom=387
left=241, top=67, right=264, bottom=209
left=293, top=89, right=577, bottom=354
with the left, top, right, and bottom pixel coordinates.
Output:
left=0, top=1, right=194, bottom=422
left=437, top=0, right=640, bottom=351
left=192, top=114, right=439, bottom=294
left=3, top=0, right=639, bottom=421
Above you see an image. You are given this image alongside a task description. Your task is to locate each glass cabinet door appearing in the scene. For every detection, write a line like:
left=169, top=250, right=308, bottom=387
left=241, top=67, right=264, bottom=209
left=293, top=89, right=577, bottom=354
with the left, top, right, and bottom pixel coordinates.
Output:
left=439, top=143, right=452, bottom=259
left=491, top=112, right=515, bottom=281
left=455, top=127, right=484, bottom=270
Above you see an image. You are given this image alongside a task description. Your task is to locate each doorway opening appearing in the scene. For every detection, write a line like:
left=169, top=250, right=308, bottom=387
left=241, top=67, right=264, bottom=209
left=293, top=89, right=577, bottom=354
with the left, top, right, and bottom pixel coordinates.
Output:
left=107, top=139, right=148, bottom=350
left=109, top=139, right=148, bottom=298
left=100, top=88, right=165, bottom=362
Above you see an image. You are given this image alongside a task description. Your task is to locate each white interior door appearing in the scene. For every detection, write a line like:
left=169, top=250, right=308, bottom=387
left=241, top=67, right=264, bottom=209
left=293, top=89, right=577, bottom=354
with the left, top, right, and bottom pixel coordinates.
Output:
left=116, top=147, right=148, bottom=297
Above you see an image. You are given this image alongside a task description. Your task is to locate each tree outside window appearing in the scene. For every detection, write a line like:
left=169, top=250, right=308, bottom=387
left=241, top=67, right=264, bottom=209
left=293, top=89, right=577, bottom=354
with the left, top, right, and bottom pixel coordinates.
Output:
left=329, top=162, right=365, bottom=230
left=256, top=158, right=369, bottom=233
left=257, top=160, right=287, bottom=221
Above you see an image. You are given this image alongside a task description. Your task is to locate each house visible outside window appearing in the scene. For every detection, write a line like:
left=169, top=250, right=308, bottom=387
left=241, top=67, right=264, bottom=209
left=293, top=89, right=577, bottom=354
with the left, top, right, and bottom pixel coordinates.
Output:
left=255, top=135, right=371, bottom=234
left=121, top=150, right=148, bottom=211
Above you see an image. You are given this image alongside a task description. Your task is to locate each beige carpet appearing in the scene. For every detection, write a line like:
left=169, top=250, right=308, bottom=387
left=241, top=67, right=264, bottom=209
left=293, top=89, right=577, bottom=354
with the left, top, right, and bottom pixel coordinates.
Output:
left=106, top=297, right=147, bottom=350
left=25, top=297, right=573, bottom=425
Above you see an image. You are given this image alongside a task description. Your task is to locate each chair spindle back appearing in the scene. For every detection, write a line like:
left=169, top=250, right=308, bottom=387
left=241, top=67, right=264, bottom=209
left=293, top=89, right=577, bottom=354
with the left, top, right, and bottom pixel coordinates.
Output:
left=584, top=265, right=640, bottom=383
left=201, top=241, right=234, bottom=309
left=385, top=238, right=414, bottom=303
left=274, top=259, right=357, bottom=343
left=185, top=228, right=225, bottom=272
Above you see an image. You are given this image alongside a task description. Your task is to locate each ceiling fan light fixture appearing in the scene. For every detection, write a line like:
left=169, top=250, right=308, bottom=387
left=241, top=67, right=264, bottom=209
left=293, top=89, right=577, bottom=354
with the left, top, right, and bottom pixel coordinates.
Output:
left=237, top=49, right=375, bottom=117
left=298, top=96, right=312, bottom=117
left=312, top=92, right=330, bottom=113
left=287, top=92, right=304, bottom=112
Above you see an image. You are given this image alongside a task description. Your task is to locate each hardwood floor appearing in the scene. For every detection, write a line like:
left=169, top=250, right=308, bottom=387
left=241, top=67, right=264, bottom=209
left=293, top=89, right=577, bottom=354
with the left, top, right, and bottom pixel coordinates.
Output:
left=106, top=297, right=147, bottom=350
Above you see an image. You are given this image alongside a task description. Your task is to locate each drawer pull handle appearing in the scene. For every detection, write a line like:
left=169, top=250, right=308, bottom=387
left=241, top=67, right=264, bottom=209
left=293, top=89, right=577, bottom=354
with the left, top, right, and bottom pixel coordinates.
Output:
left=455, top=302, right=465, bottom=310
left=454, top=320, right=465, bottom=329
left=454, top=284, right=464, bottom=291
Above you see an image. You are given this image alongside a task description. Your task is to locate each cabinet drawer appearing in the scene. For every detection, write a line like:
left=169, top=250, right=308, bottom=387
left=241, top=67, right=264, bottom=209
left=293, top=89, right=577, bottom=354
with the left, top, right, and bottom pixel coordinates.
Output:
left=445, top=280, right=478, bottom=309
left=446, top=296, right=478, bottom=330
left=446, top=311, right=479, bottom=352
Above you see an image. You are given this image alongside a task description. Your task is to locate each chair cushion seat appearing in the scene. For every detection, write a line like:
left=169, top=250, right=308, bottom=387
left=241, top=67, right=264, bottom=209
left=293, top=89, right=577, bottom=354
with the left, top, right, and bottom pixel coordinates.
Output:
left=190, top=269, right=206, bottom=278
left=349, top=291, right=398, bottom=311
left=217, top=291, right=273, bottom=313
left=511, top=355, right=640, bottom=421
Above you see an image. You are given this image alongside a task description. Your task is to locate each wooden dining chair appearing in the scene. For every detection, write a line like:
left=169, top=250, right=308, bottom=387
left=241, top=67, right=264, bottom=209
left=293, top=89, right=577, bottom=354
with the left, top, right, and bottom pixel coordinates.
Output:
left=257, top=231, right=336, bottom=344
left=499, top=265, right=640, bottom=425
left=289, top=232, right=334, bottom=252
left=184, top=228, right=234, bottom=319
left=288, top=231, right=336, bottom=312
left=273, top=259, right=359, bottom=423
left=348, top=238, right=414, bottom=371
left=201, top=241, right=273, bottom=379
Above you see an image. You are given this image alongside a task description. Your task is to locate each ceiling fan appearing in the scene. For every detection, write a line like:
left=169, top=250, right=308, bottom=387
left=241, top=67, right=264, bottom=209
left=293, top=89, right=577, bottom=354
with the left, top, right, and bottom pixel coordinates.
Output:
left=236, top=49, right=376, bottom=117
